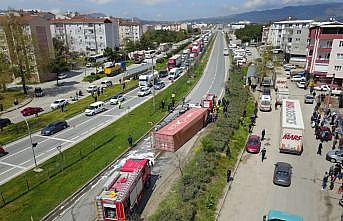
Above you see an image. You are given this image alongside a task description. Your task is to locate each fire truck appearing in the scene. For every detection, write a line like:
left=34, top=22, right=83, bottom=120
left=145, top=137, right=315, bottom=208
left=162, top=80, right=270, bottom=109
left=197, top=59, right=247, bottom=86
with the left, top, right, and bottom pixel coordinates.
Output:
left=96, top=158, right=151, bottom=221
left=201, top=93, right=216, bottom=110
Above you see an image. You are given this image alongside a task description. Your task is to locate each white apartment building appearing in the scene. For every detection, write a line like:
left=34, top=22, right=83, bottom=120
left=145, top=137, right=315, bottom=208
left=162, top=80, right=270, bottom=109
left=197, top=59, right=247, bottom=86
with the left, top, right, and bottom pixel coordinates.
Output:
left=50, top=17, right=119, bottom=56
left=118, top=19, right=142, bottom=46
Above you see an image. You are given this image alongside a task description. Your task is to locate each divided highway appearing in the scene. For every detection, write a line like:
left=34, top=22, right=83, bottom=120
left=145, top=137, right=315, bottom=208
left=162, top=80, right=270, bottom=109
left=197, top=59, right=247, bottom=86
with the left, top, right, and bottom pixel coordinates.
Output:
left=47, top=30, right=228, bottom=221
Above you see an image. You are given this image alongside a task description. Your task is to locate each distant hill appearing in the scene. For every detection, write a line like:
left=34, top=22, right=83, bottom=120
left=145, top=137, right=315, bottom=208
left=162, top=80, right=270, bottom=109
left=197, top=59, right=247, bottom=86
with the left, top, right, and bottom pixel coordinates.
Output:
left=190, top=2, right=343, bottom=24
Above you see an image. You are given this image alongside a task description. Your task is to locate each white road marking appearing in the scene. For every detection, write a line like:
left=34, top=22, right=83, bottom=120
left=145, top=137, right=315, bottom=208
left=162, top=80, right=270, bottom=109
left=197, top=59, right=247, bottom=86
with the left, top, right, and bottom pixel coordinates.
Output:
left=98, top=114, right=117, bottom=117
left=34, top=135, right=74, bottom=143
left=0, top=161, right=27, bottom=169
left=70, top=135, right=80, bottom=140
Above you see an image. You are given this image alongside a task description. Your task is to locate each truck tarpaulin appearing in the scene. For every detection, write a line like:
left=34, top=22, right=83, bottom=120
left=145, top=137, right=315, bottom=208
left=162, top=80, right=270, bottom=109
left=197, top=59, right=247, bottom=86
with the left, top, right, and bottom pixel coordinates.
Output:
left=154, top=108, right=208, bottom=152
left=280, top=99, right=304, bottom=154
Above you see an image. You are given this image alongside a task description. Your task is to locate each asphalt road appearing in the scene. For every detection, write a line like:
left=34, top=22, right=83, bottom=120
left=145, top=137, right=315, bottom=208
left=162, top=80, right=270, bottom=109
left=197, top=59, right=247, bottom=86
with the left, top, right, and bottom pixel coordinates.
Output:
left=48, top=30, right=227, bottom=221
left=217, top=74, right=342, bottom=220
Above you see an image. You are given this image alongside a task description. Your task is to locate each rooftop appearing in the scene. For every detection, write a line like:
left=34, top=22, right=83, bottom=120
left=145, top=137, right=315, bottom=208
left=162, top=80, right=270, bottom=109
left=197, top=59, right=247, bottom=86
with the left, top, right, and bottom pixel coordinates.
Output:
left=274, top=19, right=314, bottom=24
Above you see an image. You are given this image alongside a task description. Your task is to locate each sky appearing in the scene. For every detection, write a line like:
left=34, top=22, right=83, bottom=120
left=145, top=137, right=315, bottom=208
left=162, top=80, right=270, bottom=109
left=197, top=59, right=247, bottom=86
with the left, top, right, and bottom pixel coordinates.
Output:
left=0, top=0, right=337, bottom=21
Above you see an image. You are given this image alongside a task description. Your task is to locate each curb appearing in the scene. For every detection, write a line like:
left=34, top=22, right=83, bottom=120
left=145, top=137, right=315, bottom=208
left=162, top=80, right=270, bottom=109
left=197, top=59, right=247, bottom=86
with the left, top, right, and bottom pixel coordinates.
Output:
left=0, top=96, right=33, bottom=115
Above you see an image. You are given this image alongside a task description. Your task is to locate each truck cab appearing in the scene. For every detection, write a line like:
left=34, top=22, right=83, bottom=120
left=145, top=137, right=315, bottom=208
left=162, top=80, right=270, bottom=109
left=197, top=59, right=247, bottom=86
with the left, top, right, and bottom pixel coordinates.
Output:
left=263, top=210, right=303, bottom=221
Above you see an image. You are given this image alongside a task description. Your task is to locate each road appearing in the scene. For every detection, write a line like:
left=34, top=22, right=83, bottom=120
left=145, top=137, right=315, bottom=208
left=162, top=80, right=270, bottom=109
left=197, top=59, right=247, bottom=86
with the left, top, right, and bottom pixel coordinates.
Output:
left=2, top=63, right=152, bottom=124
left=47, top=30, right=227, bottom=221
left=217, top=74, right=342, bottom=220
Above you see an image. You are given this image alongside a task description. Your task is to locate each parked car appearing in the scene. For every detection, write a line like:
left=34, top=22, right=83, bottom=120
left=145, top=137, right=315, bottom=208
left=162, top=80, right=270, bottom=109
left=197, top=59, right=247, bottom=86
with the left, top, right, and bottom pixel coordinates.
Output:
left=326, top=149, right=343, bottom=163
left=0, top=146, right=8, bottom=157
left=158, top=70, right=168, bottom=78
left=85, top=101, right=105, bottom=116
left=86, top=63, right=92, bottom=68
left=57, top=73, right=68, bottom=79
left=137, top=87, right=151, bottom=97
left=50, top=99, right=68, bottom=110
left=304, top=94, right=314, bottom=104
left=314, top=84, right=330, bottom=91
left=296, top=81, right=306, bottom=88
left=0, top=118, right=12, bottom=129
left=291, top=75, right=306, bottom=82
left=331, top=88, right=342, bottom=96
left=87, top=85, right=98, bottom=93
left=273, top=162, right=292, bottom=187
left=41, top=120, right=68, bottom=136
left=101, top=80, right=112, bottom=88
left=34, top=87, right=44, bottom=97
left=154, top=81, right=165, bottom=90
left=21, top=107, right=44, bottom=116
left=283, top=64, right=296, bottom=70
left=110, top=93, right=124, bottom=105
left=245, top=135, right=261, bottom=153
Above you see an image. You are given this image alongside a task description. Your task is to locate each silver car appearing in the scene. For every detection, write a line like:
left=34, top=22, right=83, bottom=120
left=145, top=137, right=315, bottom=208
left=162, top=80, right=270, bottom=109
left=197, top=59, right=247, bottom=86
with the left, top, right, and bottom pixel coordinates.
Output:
left=304, top=94, right=314, bottom=104
left=273, top=162, right=292, bottom=187
left=326, top=149, right=343, bottom=163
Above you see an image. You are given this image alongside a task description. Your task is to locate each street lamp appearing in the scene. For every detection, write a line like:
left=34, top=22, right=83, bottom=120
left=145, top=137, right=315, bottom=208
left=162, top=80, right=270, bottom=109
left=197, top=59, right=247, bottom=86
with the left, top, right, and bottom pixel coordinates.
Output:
left=151, top=55, right=156, bottom=111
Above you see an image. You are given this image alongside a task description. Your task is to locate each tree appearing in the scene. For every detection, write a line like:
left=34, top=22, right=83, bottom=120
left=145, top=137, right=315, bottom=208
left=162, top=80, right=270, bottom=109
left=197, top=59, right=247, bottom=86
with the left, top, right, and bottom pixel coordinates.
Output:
left=0, top=51, right=12, bottom=91
left=103, top=47, right=122, bottom=62
left=235, top=24, right=263, bottom=43
left=1, top=14, right=35, bottom=95
left=49, top=37, right=69, bottom=85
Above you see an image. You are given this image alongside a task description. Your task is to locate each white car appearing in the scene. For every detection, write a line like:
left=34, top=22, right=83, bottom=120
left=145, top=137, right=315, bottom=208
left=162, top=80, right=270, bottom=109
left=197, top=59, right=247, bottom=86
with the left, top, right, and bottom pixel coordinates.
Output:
left=283, top=64, right=296, bottom=70
left=296, top=81, right=306, bottom=88
left=57, top=73, right=68, bottom=79
left=137, top=87, right=151, bottom=97
left=314, top=84, right=331, bottom=91
left=101, top=80, right=112, bottom=88
left=110, top=94, right=124, bottom=104
left=332, top=88, right=342, bottom=96
left=86, top=63, right=92, bottom=68
left=50, top=99, right=68, bottom=110
left=291, top=75, right=306, bottom=82
left=87, top=85, right=98, bottom=93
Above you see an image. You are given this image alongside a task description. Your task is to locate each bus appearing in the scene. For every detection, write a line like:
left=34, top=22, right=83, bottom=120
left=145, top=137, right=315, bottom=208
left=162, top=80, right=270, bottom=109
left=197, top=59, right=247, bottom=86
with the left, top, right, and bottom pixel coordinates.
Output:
left=145, top=50, right=156, bottom=59
left=88, top=54, right=107, bottom=63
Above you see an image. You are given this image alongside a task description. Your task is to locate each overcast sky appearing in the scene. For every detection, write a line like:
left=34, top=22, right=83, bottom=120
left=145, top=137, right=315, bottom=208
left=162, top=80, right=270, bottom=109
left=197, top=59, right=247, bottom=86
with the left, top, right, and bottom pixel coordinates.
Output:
left=0, top=0, right=337, bottom=20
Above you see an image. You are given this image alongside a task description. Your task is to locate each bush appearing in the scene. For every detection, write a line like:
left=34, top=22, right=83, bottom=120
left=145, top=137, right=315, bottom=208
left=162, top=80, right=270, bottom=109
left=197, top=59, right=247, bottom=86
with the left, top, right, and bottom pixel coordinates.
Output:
left=202, top=137, right=215, bottom=153
left=156, top=58, right=165, bottom=64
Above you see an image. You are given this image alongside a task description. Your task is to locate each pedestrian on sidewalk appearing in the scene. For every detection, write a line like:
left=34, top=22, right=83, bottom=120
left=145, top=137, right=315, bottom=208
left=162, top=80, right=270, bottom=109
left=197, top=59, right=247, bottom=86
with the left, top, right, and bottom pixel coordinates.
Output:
left=261, top=129, right=266, bottom=141
left=333, top=138, right=337, bottom=150
left=329, top=179, right=335, bottom=190
left=118, top=100, right=122, bottom=109
left=261, top=148, right=266, bottom=162
left=322, top=172, right=329, bottom=190
left=275, top=101, right=278, bottom=110
left=248, top=123, right=253, bottom=133
left=317, top=142, right=323, bottom=155
left=226, top=169, right=231, bottom=183
left=128, top=135, right=133, bottom=147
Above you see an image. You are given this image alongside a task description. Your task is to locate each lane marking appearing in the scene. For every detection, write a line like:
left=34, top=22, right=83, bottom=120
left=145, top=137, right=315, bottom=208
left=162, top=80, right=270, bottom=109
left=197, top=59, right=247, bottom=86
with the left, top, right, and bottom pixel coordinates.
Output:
left=34, top=135, right=74, bottom=143
left=0, top=161, right=27, bottom=169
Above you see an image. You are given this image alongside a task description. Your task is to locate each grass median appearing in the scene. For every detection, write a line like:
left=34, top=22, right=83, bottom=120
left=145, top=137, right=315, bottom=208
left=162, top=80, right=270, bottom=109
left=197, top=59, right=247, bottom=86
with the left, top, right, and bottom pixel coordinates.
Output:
left=149, top=65, right=254, bottom=221
left=0, top=35, right=216, bottom=221
left=0, top=80, right=138, bottom=145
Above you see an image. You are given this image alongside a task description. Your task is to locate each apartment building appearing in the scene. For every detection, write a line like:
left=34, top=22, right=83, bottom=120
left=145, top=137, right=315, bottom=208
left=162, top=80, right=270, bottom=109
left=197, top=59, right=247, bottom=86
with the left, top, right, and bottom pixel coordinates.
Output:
left=118, top=19, right=142, bottom=46
left=0, top=14, right=55, bottom=82
left=261, top=26, right=270, bottom=45
left=305, top=21, right=343, bottom=84
left=268, top=20, right=313, bottom=66
left=50, top=17, right=120, bottom=56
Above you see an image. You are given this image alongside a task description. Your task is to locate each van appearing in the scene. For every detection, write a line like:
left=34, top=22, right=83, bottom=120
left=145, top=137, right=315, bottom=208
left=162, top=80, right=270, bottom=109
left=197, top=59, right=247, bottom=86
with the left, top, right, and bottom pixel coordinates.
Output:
left=168, top=68, right=181, bottom=80
left=85, top=101, right=105, bottom=116
left=259, top=95, right=272, bottom=112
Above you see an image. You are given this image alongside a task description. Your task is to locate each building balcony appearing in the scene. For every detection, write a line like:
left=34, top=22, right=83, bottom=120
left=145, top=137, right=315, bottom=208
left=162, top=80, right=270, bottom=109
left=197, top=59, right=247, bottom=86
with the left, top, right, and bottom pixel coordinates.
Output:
left=319, top=34, right=343, bottom=40
left=315, top=59, right=330, bottom=64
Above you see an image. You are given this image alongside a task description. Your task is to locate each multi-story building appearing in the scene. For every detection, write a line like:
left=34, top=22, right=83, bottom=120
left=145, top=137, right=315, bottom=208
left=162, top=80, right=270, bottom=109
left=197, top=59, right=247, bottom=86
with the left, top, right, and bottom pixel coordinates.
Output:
left=118, top=19, right=142, bottom=46
left=0, top=13, right=55, bottom=82
left=305, top=21, right=343, bottom=84
left=268, top=20, right=313, bottom=66
left=261, top=26, right=270, bottom=45
left=50, top=17, right=120, bottom=56
left=142, top=24, right=154, bottom=33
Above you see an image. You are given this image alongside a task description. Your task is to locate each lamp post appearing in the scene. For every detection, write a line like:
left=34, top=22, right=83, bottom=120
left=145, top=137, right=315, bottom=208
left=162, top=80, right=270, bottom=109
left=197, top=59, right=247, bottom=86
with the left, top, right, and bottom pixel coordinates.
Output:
left=151, top=56, right=156, bottom=111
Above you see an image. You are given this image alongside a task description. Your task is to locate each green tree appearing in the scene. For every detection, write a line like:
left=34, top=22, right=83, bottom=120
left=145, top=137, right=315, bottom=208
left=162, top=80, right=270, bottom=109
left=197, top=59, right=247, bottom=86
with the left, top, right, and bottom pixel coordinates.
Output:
left=235, top=24, right=263, bottom=43
left=0, top=51, right=12, bottom=91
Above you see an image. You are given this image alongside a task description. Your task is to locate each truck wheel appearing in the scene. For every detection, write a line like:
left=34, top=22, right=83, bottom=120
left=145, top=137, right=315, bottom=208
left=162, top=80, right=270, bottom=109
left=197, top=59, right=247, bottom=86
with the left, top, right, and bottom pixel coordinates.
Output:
left=330, top=159, right=336, bottom=163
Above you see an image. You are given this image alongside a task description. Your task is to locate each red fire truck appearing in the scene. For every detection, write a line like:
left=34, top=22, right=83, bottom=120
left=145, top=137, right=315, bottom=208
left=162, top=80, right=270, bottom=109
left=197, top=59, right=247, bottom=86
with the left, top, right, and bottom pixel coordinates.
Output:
left=201, top=93, right=216, bottom=110
left=96, top=158, right=151, bottom=221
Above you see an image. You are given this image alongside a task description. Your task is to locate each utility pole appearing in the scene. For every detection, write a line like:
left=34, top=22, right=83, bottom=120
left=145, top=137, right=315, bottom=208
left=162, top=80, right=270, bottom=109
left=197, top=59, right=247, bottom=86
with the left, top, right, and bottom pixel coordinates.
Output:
left=152, top=56, right=156, bottom=111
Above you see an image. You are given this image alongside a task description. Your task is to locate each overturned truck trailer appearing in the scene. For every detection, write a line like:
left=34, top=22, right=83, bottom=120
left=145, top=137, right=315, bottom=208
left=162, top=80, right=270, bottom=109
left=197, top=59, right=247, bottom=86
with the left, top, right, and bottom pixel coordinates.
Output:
left=154, top=108, right=208, bottom=152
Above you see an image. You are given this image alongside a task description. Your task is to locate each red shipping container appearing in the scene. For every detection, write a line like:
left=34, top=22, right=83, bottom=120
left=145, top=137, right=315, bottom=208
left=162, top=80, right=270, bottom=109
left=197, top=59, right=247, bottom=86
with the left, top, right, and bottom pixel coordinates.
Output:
left=154, top=108, right=208, bottom=152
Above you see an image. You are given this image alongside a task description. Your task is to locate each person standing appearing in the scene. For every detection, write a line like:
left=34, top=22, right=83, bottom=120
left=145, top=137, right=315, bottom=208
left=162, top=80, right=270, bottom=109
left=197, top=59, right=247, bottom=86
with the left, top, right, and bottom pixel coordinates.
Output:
left=261, top=148, right=266, bottom=162
left=248, top=124, right=253, bottom=133
left=322, top=172, right=329, bottom=190
left=261, top=129, right=266, bottom=141
left=333, top=138, right=337, bottom=150
left=227, top=169, right=231, bottom=183
left=128, top=135, right=133, bottom=147
left=161, top=99, right=165, bottom=109
left=317, top=142, right=323, bottom=155
left=118, top=100, right=122, bottom=109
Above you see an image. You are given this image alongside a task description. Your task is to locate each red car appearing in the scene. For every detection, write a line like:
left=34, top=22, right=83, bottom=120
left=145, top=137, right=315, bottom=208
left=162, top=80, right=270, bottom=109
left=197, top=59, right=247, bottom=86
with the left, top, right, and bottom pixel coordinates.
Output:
left=0, top=146, right=8, bottom=157
left=245, top=135, right=261, bottom=153
left=316, top=126, right=333, bottom=141
left=21, top=107, right=44, bottom=116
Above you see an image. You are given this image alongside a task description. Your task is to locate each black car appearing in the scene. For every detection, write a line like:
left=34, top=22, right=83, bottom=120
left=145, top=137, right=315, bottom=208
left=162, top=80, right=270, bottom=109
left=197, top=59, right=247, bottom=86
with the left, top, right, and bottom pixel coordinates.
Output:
left=41, top=120, right=68, bottom=136
left=154, top=81, right=165, bottom=90
left=158, top=70, right=168, bottom=78
left=262, top=87, right=271, bottom=96
left=273, top=162, right=292, bottom=187
left=34, top=87, right=44, bottom=97
left=0, top=118, right=11, bottom=129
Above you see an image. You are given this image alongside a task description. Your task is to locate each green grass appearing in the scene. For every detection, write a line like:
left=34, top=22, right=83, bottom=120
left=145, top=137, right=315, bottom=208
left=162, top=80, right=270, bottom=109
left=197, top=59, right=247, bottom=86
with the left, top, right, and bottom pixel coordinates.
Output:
left=0, top=90, right=28, bottom=110
left=0, top=35, right=216, bottom=221
left=0, top=80, right=137, bottom=145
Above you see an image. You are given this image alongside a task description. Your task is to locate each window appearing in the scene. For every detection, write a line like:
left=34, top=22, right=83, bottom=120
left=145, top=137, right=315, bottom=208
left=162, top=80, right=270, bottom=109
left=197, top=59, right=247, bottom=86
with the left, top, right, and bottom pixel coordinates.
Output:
left=288, top=38, right=292, bottom=43
left=339, top=41, right=343, bottom=47
left=337, top=53, right=343, bottom=60
left=334, top=66, right=342, bottom=71
left=297, top=30, right=301, bottom=34
left=296, top=38, right=300, bottom=41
